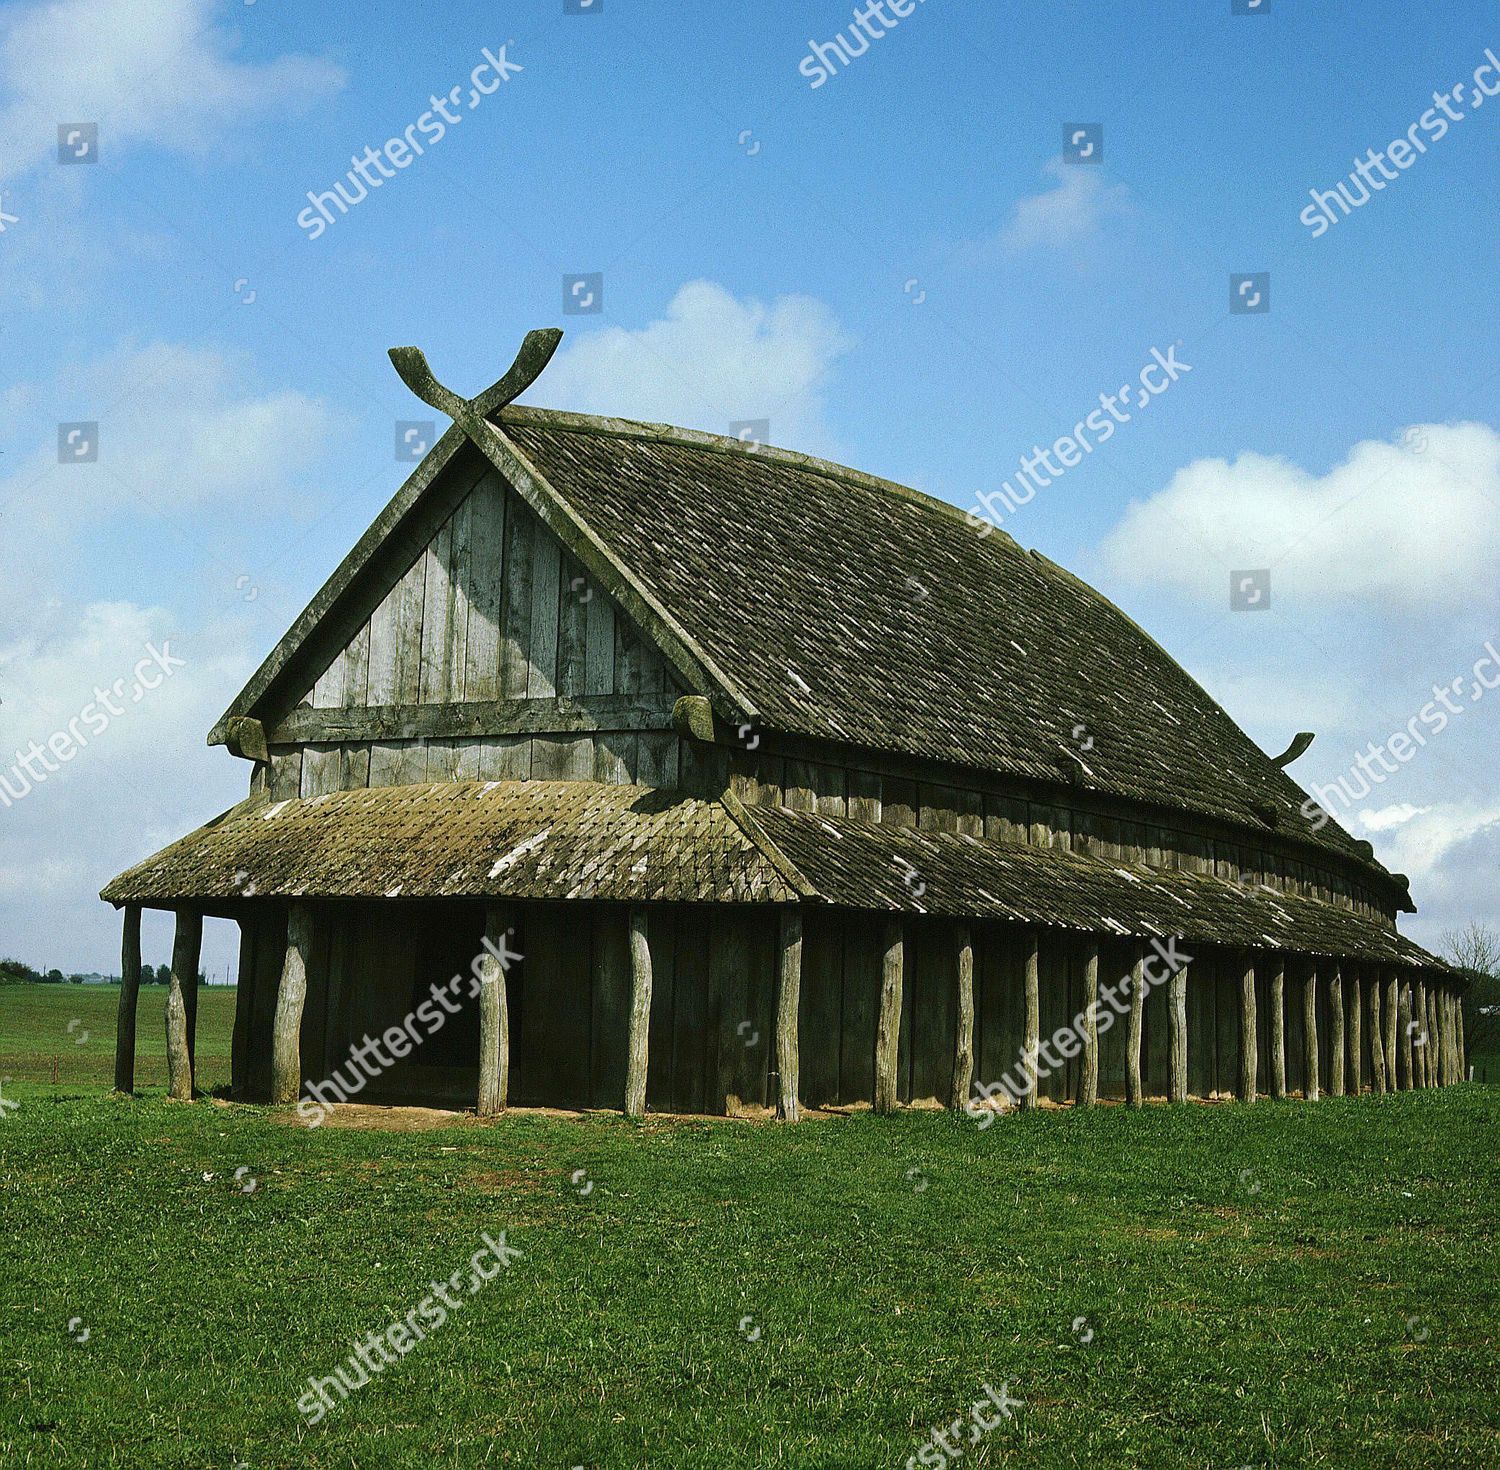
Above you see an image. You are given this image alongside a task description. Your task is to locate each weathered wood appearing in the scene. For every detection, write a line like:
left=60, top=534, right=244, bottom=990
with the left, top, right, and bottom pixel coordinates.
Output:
left=1238, top=955, right=1257, bottom=1104
left=624, top=906, right=652, bottom=1118
left=1268, top=957, right=1286, bottom=1100
left=165, top=909, right=202, bottom=1102
left=1328, top=966, right=1345, bottom=1098
left=1383, top=973, right=1398, bottom=1091
left=1168, top=960, right=1188, bottom=1104
left=776, top=909, right=803, bottom=1121
left=1442, top=988, right=1456, bottom=1085
left=224, top=715, right=269, bottom=764
left=1368, top=970, right=1386, bottom=1093
left=1414, top=979, right=1429, bottom=1087
left=477, top=904, right=512, bottom=1116
left=1456, top=988, right=1466, bottom=1080
left=271, top=691, right=676, bottom=745
left=113, top=903, right=142, bottom=1094
left=949, top=923, right=975, bottom=1112
left=1349, top=972, right=1363, bottom=1093
left=270, top=902, right=314, bottom=1105
left=1080, top=939, right=1100, bottom=1107
left=1398, top=980, right=1414, bottom=1091
left=1020, top=931, right=1040, bottom=1110
left=874, top=918, right=904, bottom=1115
left=1303, top=966, right=1320, bottom=1101
left=1126, top=943, right=1146, bottom=1107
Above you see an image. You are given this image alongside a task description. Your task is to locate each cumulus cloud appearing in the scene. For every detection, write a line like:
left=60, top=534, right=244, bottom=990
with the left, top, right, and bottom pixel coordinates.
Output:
left=534, top=280, right=853, bottom=459
left=1001, top=157, right=1131, bottom=251
left=1099, top=423, right=1500, bottom=616
left=0, top=0, right=343, bottom=185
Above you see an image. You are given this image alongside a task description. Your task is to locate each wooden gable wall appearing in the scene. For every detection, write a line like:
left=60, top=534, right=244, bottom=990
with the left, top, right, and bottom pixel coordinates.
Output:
left=263, top=460, right=686, bottom=800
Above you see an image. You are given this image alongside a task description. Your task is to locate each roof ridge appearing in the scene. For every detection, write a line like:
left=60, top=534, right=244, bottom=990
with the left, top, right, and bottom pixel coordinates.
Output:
left=499, top=403, right=1024, bottom=551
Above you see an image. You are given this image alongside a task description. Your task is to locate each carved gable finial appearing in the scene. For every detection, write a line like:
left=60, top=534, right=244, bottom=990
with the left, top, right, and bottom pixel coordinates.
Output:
left=388, top=328, right=563, bottom=429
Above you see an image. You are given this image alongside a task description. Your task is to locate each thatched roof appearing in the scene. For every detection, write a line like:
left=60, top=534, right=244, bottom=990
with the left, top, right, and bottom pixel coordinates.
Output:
left=100, top=780, right=1445, bottom=971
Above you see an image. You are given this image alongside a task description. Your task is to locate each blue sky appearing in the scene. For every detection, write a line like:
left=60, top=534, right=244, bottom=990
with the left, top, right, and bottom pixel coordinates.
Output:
left=1, top=0, right=1497, bottom=975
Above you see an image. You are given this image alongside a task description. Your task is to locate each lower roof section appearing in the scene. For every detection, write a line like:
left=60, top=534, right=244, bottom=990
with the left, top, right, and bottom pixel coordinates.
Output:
left=100, top=780, right=1447, bottom=972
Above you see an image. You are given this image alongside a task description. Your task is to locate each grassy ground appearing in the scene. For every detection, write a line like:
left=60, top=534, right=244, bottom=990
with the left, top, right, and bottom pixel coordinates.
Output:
left=1, top=1073, right=1496, bottom=1468
left=0, top=982, right=238, bottom=1091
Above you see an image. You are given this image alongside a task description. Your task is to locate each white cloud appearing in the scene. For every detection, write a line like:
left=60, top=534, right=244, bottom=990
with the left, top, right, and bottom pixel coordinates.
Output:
left=0, top=0, right=343, bottom=185
left=1099, top=423, right=1500, bottom=615
left=1002, top=157, right=1131, bottom=251
left=534, top=280, right=853, bottom=458
left=1359, top=803, right=1431, bottom=833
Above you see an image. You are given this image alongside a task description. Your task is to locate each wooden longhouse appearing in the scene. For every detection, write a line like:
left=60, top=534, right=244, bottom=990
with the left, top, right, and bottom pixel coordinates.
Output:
left=102, top=330, right=1467, bottom=1117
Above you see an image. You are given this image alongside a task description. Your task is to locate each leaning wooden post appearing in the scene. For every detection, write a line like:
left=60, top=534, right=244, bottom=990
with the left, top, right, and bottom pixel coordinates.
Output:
left=1168, top=958, right=1188, bottom=1104
left=1020, top=931, right=1040, bottom=1110
left=1368, top=971, right=1386, bottom=1094
left=1383, top=972, right=1399, bottom=1092
left=1079, top=939, right=1100, bottom=1107
left=1268, top=956, right=1286, bottom=1100
left=1398, top=979, right=1414, bottom=1091
left=1348, top=971, right=1363, bottom=1094
left=874, top=918, right=904, bottom=1115
left=777, top=908, right=804, bottom=1121
left=1415, top=979, right=1430, bottom=1087
left=270, top=902, right=313, bottom=1105
left=1442, top=989, right=1457, bottom=1085
left=1428, top=986, right=1441, bottom=1086
left=1328, top=965, right=1345, bottom=1099
left=948, top=922, right=974, bottom=1113
left=1238, top=954, right=1257, bottom=1104
left=477, top=904, right=512, bottom=1117
left=1303, top=964, right=1320, bottom=1102
left=624, top=906, right=653, bottom=1119
left=113, top=903, right=142, bottom=1094
left=165, top=909, right=202, bottom=1101
left=1125, top=942, right=1146, bottom=1108
left=1456, top=989, right=1466, bottom=1080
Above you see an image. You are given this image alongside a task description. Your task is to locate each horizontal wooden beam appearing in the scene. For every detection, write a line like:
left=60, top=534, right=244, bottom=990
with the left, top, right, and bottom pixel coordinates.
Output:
left=269, top=692, right=678, bottom=746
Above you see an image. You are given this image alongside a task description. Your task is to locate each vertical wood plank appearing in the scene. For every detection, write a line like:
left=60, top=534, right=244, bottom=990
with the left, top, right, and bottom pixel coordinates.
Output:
left=392, top=556, right=427, bottom=705
left=1020, top=931, right=1040, bottom=1110
left=463, top=473, right=506, bottom=701
left=874, top=917, right=903, bottom=1114
left=1169, top=959, right=1188, bottom=1103
left=624, top=906, right=652, bottom=1118
left=1304, top=966, right=1321, bottom=1101
left=1080, top=938, right=1100, bottom=1107
left=271, top=902, right=313, bottom=1105
left=1269, top=957, right=1287, bottom=1099
left=1126, top=942, right=1145, bottom=1107
left=1369, top=972, right=1386, bottom=1093
left=113, top=903, right=142, bottom=1094
left=776, top=908, right=804, bottom=1121
left=478, top=903, right=512, bottom=1116
left=1383, top=973, right=1399, bottom=1090
left=950, top=922, right=974, bottom=1112
left=1349, top=972, right=1363, bottom=1093
left=526, top=529, right=561, bottom=699
left=1239, top=955, right=1257, bottom=1103
left=1328, top=965, right=1345, bottom=1097
left=499, top=499, right=535, bottom=698
left=557, top=554, right=589, bottom=696
left=584, top=591, right=614, bottom=694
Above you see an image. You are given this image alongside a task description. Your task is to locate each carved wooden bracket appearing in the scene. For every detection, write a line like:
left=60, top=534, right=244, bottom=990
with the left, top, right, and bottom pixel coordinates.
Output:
left=1271, top=731, right=1315, bottom=768
left=388, top=329, right=563, bottom=435
left=224, top=715, right=269, bottom=764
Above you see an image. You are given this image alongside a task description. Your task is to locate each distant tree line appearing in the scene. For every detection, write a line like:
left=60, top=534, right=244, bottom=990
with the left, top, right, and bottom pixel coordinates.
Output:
left=0, top=957, right=208, bottom=985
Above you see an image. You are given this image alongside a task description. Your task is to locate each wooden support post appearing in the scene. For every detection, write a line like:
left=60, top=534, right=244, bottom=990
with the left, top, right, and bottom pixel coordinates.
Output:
left=1398, top=979, right=1414, bottom=1091
left=1125, top=943, right=1145, bottom=1108
left=1303, top=965, right=1320, bottom=1102
left=1268, top=957, right=1286, bottom=1100
left=624, top=906, right=653, bottom=1119
left=1442, top=989, right=1456, bottom=1085
left=1456, top=989, right=1466, bottom=1080
left=113, top=903, right=142, bottom=1095
left=1168, top=960, right=1188, bottom=1104
left=1328, top=965, right=1345, bottom=1099
left=165, top=909, right=202, bottom=1102
left=1020, top=931, right=1041, bottom=1111
left=1080, top=939, right=1100, bottom=1107
left=1348, top=972, right=1363, bottom=1094
left=1368, top=972, right=1386, bottom=1094
left=477, top=904, right=512, bottom=1117
left=1430, top=986, right=1442, bottom=1086
left=1383, top=972, right=1398, bottom=1092
left=777, top=909, right=804, bottom=1121
left=874, top=918, right=904, bottom=1115
left=1415, top=979, right=1429, bottom=1087
left=949, top=922, right=974, bottom=1114
left=1238, top=955, right=1257, bottom=1104
left=270, top=902, right=313, bottom=1106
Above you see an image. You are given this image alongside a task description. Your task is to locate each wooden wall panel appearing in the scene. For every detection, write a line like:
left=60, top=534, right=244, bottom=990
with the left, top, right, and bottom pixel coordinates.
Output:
left=840, top=920, right=879, bottom=1105
left=798, top=910, right=844, bottom=1107
left=670, top=910, right=712, bottom=1115
left=908, top=920, right=955, bottom=1104
left=589, top=908, right=630, bottom=1110
left=644, top=909, right=677, bottom=1113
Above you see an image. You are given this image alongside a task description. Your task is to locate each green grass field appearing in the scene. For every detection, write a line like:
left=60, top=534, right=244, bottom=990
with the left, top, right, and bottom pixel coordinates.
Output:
left=1, top=985, right=1496, bottom=1467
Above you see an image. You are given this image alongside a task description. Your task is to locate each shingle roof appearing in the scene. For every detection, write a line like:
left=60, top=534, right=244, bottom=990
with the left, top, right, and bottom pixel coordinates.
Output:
left=100, top=781, right=1445, bottom=972
left=497, top=409, right=1380, bottom=881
